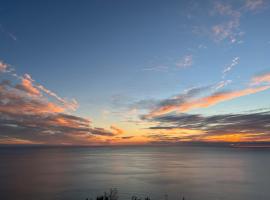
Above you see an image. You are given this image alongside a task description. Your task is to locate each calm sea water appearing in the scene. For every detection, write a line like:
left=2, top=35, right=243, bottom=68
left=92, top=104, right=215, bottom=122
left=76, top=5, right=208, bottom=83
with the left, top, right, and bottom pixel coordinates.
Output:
left=0, top=146, right=270, bottom=200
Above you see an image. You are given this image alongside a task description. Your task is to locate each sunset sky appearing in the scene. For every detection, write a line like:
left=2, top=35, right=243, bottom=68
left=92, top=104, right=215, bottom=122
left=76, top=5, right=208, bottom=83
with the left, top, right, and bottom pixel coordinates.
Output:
left=0, top=0, right=270, bottom=145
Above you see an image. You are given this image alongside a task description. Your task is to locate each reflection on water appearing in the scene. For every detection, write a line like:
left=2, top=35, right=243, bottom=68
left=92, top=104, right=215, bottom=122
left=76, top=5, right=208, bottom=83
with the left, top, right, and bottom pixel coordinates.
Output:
left=0, top=146, right=270, bottom=200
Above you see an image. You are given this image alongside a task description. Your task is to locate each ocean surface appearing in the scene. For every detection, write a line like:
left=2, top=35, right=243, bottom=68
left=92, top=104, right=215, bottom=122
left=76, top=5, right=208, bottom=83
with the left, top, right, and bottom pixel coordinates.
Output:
left=0, top=146, right=270, bottom=200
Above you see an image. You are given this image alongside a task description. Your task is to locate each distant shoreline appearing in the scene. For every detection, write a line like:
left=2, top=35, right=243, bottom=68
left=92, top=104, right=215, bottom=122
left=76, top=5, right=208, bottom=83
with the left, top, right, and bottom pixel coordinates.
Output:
left=1, top=142, right=270, bottom=148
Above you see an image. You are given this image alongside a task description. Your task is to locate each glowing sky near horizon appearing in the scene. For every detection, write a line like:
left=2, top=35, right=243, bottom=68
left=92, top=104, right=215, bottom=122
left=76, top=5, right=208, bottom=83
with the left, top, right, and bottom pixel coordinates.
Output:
left=0, top=0, right=270, bottom=145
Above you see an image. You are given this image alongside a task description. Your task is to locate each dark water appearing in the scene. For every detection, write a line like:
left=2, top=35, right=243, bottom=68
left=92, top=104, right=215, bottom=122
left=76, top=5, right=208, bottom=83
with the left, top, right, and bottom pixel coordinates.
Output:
left=0, top=146, right=270, bottom=200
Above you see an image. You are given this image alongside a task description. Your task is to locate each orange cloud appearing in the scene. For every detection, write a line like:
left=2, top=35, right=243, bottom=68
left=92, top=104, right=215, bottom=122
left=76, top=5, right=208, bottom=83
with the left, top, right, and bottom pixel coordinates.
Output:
left=147, top=85, right=270, bottom=118
left=148, top=110, right=270, bottom=143
left=37, top=84, right=78, bottom=111
left=0, top=81, right=65, bottom=115
left=16, top=74, right=41, bottom=96
left=147, top=130, right=270, bottom=143
left=0, top=72, right=116, bottom=145
left=251, top=72, right=270, bottom=85
left=96, top=135, right=149, bottom=145
left=179, top=86, right=270, bottom=111
left=0, top=97, right=64, bottom=115
left=0, top=137, right=38, bottom=145
left=1, top=62, right=78, bottom=111
left=156, top=128, right=203, bottom=140
left=110, top=125, right=125, bottom=135
left=202, top=133, right=267, bottom=142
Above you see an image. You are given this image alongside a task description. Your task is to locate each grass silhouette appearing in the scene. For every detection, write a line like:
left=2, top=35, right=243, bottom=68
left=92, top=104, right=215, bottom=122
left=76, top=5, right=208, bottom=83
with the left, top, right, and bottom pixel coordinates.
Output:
left=85, top=189, right=186, bottom=200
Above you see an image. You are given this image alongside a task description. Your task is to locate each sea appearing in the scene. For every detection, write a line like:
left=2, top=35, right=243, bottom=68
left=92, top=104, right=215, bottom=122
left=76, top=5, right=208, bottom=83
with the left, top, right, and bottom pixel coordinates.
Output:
left=0, top=145, right=269, bottom=200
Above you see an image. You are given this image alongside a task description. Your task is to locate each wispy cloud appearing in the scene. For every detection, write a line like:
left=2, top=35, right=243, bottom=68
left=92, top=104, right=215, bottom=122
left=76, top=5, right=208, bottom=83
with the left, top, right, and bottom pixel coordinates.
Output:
left=0, top=25, right=17, bottom=41
left=245, top=0, right=265, bottom=11
left=145, top=85, right=270, bottom=118
left=208, top=0, right=267, bottom=44
left=222, top=57, right=240, bottom=78
left=176, top=55, right=193, bottom=68
left=142, top=55, right=193, bottom=72
left=211, top=2, right=242, bottom=43
left=214, top=80, right=232, bottom=90
left=142, top=65, right=169, bottom=72
left=139, top=86, right=210, bottom=118
left=37, top=84, right=78, bottom=111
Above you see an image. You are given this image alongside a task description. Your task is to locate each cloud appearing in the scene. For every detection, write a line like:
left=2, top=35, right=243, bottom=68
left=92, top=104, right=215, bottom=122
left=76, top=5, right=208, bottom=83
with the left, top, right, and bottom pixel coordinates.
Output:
left=144, top=84, right=270, bottom=118
left=192, top=1, right=267, bottom=44
left=0, top=136, right=35, bottom=145
left=15, top=74, right=41, bottom=96
left=251, top=72, right=270, bottom=85
left=147, top=127, right=203, bottom=142
left=121, top=136, right=134, bottom=139
left=0, top=61, right=120, bottom=145
left=0, top=80, right=87, bottom=140
left=0, top=60, right=78, bottom=111
left=0, top=61, right=8, bottom=73
left=142, top=55, right=193, bottom=73
left=19, top=74, right=79, bottom=111
left=89, top=127, right=115, bottom=136
left=211, top=2, right=242, bottom=43
left=0, top=25, right=17, bottom=41
left=211, top=23, right=241, bottom=43
left=245, top=0, right=265, bottom=11
left=138, top=67, right=270, bottom=143
left=131, top=99, right=159, bottom=110
left=110, top=125, right=124, bottom=135
left=141, top=86, right=209, bottom=118
left=146, top=110, right=270, bottom=142
left=176, top=55, right=193, bottom=68
left=37, top=84, right=79, bottom=111
left=209, top=1, right=267, bottom=43
left=142, top=65, right=169, bottom=72
left=222, top=57, right=240, bottom=78
left=213, top=2, right=240, bottom=16
left=0, top=78, right=119, bottom=144
left=0, top=80, right=65, bottom=114
left=214, top=80, right=232, bottom=90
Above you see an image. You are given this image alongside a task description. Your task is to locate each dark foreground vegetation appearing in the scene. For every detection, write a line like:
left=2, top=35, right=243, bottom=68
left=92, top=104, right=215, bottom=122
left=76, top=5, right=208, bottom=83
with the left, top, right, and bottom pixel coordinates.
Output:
left=85, top=189, right=186, bottom=200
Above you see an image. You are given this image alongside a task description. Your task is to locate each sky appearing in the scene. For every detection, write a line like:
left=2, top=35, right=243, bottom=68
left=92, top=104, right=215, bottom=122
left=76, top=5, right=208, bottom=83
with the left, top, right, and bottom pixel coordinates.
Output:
left=0, top=0, right=270, bottom=145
